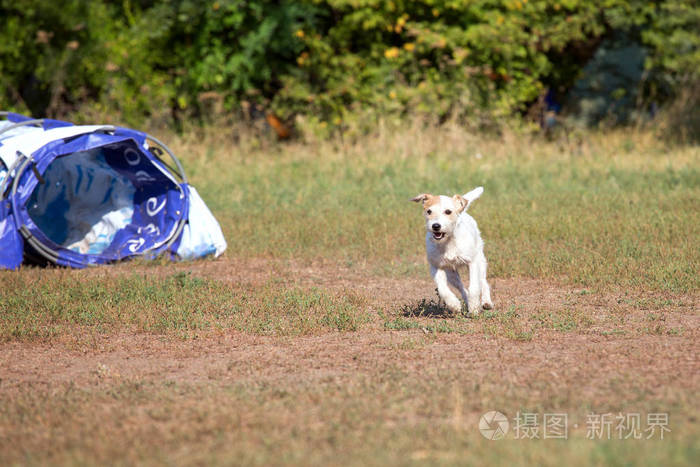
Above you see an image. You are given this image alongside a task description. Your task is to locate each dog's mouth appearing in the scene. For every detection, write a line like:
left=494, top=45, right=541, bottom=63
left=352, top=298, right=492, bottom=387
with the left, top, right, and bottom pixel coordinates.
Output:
left=431, top=231, right=445, bottom=240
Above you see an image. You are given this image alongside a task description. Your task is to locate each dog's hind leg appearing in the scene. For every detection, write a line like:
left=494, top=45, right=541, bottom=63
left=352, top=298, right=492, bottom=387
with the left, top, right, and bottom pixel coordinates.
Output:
left=467, top=260, right=483, bottom=315
left=431, top=266, right=462, bottom=314
left=477, top=251, right=493, bottom=310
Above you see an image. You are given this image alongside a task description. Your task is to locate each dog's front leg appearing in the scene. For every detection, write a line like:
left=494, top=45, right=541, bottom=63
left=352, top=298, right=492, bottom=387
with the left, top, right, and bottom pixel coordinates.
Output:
left=446, top=269, right=469, bottom=305
left=431, top=266, right=462, bottom=313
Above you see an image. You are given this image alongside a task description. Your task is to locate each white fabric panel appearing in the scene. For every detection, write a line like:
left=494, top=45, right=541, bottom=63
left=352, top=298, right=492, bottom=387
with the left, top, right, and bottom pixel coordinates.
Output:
left=0, top=123, right=110, bottom=170
left=176, top=186, right=227, bottom=259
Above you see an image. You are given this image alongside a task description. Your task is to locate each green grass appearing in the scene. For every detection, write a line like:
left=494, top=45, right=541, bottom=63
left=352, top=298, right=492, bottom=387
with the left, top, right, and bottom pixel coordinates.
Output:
left=174, top=124, right=700, bottom=293
left=0, top=271, right=369, bottom=340
left=383, top=298, right=600, bottom=340
left=532, top=308, right=595, bottom=332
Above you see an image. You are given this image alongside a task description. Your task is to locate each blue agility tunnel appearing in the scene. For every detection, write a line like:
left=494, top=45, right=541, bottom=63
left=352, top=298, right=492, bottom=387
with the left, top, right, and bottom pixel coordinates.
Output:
left=0, top=112, right=226, bottom=269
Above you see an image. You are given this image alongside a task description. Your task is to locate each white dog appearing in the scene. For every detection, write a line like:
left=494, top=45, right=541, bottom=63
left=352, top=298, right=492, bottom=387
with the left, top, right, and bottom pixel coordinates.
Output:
left=411, top=186, right=493, bottom=315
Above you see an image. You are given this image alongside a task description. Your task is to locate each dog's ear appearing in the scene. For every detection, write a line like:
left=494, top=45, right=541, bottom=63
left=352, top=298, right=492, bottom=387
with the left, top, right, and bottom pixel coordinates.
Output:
left=453, top=195, right=468, bottom=213
left=410, top=194, right=430, bottom=204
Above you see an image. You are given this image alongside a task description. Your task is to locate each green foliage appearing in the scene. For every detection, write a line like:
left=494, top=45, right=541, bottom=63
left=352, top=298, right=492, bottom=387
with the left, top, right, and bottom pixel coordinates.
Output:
left=0, top=0, right=117, bottom=115
left=0, top=0, right=698, bottom=125
left=642, top=0, right=700, bottom=95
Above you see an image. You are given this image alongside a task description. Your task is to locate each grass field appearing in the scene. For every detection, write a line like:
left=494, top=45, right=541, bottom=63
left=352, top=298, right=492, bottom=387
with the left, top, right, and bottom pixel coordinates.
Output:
left=1, top=122, right=698, bottom=465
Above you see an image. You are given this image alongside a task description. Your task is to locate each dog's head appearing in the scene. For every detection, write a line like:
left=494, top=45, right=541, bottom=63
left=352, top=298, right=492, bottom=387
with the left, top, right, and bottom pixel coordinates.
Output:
left=410, top=193, right=468, bottom=242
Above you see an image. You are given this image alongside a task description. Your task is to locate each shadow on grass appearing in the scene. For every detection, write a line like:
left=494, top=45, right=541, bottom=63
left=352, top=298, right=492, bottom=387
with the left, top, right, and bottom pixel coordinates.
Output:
left=400, top=293, right=452, bottom=319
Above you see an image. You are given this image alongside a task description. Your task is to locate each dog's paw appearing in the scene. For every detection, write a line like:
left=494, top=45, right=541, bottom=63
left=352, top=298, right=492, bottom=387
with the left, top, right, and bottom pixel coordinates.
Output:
left=445, top=297, right=462, bottom=314
left=481, top=301, right=493, bottom=310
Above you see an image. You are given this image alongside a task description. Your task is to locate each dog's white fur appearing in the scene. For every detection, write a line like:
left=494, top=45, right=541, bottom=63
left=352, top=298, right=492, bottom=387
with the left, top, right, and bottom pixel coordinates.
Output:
left=411, top=186, right=493, bottom=315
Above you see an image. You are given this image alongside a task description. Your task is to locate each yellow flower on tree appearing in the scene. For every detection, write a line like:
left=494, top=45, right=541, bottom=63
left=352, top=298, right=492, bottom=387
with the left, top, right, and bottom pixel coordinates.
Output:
left=297, top=52, right=309, bottom=66
left=384, top=47, right=400, bottom=59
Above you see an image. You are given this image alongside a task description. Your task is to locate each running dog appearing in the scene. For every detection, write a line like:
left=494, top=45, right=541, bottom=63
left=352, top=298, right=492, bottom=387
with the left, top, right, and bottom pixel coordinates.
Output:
left=411, top=187, right=493, bottom=315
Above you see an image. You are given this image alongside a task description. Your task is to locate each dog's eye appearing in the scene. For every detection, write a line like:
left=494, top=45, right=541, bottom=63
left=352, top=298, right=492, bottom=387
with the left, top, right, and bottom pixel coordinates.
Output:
left=445, top=209, right=452, bottom=215
left=426, top=209, right=432, bottom=215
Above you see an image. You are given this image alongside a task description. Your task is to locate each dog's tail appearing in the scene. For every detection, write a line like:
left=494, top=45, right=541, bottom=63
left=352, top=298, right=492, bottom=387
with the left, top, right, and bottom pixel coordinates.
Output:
left=462, top=186, right=484, bottom=210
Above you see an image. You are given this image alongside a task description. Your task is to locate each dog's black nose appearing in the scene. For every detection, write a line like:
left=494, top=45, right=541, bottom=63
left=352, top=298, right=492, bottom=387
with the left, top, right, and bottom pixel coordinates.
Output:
left=432, top=223, right=441, bottom=231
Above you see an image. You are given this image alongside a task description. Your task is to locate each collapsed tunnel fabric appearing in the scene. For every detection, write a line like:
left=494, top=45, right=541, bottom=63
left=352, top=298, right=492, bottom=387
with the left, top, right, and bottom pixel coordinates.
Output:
left=0, top=113, right=226, bottom=269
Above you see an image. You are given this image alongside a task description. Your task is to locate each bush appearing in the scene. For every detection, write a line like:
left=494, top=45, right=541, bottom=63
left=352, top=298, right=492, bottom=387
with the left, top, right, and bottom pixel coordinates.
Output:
left=0, top=0, right=698, bottom=129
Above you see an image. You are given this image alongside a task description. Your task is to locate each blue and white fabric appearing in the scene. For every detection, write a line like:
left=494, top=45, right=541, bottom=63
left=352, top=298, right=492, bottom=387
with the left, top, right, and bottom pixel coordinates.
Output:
left=0, top=113, right=226, bottom=269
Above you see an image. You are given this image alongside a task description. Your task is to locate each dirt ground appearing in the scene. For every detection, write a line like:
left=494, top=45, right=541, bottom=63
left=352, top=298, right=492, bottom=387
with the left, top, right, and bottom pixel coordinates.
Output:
left=1, top=258, right=698, bottom=464
left=3, top=257, right=698, bottom=400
